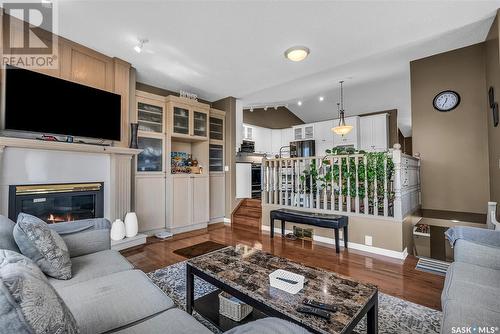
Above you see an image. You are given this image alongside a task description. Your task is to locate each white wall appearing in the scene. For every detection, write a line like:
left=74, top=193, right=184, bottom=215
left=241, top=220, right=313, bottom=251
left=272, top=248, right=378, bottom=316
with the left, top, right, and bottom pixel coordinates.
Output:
left=0, top=148, right=112, bottom=219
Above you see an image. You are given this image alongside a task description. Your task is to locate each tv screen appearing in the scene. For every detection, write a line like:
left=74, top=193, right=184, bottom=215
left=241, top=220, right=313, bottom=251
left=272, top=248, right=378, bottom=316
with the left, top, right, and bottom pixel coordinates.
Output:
left=4, top=65, right=121, bottom=141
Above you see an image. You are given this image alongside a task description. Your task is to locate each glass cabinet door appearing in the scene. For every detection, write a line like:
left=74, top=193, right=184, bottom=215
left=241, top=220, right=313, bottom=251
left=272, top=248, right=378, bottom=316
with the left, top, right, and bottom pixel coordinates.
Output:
left=137, top=137, right=163, bottom=172
left=209, top=117, right=223, bottom=141
left=193, top=111, right=207, bottom=137
left=209, top=144, right=224, bottom=172
left=138, top=102, right=163, bottom=133
left=173, top=107, right=189, bottom=135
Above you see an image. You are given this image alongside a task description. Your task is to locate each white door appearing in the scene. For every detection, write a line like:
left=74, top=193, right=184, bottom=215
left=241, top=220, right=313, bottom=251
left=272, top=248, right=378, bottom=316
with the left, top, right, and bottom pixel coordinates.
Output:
left=192, top=176, right=209, bottom=224
left=135, top=175, right=166, bottom=232
left=359, top=116, right=372, bottom=151
left=236, top=163, right=252, bottom=198
left=172, top=176, right=192, bottom=228
left=209, top=174, right=225, bottom=220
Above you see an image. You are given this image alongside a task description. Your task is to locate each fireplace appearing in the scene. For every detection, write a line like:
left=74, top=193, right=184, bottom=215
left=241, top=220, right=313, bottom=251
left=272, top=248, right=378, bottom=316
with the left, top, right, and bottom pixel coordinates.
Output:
left=8, top=182, right=104, bottom=224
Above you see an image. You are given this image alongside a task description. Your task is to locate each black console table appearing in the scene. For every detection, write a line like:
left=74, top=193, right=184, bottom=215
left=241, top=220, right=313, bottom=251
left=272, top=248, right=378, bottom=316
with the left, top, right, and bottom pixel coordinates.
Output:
left=270, top=209, right=348, bottom=253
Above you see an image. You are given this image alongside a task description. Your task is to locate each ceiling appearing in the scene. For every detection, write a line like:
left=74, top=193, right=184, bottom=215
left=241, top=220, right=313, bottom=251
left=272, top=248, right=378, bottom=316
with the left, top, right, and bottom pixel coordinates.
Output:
left=54, top=1, right=500, bottom=135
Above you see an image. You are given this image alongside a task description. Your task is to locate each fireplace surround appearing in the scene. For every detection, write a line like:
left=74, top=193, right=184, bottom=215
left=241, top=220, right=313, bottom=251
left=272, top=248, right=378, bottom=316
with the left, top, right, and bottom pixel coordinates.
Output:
left=8, top=182, right=104, bottom=224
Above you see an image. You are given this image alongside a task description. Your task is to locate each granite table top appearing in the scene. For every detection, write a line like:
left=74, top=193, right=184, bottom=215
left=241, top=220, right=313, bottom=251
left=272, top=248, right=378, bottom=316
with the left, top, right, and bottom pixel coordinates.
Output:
left=187, top=245, right=378, bottom=334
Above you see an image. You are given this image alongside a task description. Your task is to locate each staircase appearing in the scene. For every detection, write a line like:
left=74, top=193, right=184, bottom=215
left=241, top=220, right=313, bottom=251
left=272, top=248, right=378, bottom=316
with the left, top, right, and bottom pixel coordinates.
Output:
left=231, top=199, right=262, bottom=230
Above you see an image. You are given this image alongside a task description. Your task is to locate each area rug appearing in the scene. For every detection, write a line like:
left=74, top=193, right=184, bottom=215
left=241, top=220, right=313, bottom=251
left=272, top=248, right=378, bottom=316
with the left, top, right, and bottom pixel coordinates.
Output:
left=147, top=261, right=442, bottom=334
left=173, top=241, right=226, bottom=259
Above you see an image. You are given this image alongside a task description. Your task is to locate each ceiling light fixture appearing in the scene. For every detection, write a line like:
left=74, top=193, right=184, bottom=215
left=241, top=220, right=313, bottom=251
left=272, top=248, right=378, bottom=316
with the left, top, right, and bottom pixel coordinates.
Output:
left=284, top=46, right=310, bottom=62
left=332, top=81, right=353, bottom=136
left=319, top=96, right=324, bottom=102
left=134, top=38, right=148, bottom=53
left=297, top=101, right=302, bottom=106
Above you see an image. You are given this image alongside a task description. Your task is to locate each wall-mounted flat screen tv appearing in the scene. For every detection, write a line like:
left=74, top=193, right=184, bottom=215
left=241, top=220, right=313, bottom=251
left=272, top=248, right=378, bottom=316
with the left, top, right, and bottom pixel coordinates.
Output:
left=3, top=65, right=121, bottom=141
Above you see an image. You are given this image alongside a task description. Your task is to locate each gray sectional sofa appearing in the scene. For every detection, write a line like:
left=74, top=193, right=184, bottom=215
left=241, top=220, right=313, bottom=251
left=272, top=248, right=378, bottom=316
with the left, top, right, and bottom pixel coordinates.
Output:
left=441, top=225, right=500, bottom=333
left=0, top=215, right=212, bottom=334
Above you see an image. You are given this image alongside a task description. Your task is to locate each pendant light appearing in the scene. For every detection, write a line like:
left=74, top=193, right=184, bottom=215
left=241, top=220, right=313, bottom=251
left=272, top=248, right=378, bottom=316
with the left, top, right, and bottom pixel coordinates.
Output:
left=332, top=80, right=353, bottom=135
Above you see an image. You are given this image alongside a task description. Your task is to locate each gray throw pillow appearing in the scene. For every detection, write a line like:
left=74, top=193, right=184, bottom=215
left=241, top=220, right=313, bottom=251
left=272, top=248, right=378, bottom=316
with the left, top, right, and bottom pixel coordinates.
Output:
left=13, top=213, right=72, bottom=280
left=0, top=249, right=79, bottom=334
left=0, top=215, right=20, bottom=253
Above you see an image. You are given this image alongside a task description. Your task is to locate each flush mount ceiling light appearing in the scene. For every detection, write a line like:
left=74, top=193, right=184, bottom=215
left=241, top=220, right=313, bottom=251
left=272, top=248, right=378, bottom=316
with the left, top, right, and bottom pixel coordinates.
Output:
left=297, top=100, right=302, bottom=106
left=284, top=46, right=310, bottom=62
left=134, top=38, right=148, bottom=53
left=319, top=96, right=324, bottom=102
left=332, top=81, right=353, bottom=136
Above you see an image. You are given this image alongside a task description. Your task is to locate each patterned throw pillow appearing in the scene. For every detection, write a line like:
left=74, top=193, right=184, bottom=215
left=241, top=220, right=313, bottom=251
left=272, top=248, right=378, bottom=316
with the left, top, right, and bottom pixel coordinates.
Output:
left=13, top=213, right=72, bottom=280
left=0, top=250, right=79, bottom=334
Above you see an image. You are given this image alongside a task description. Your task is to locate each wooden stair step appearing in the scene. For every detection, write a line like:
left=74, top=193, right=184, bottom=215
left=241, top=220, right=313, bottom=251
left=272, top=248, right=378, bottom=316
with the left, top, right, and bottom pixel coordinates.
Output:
left=232, top=216, right=261, bottom=229
left=234, top=207, right=261, bottom=219
left=242, top=199, right=262, bottom=208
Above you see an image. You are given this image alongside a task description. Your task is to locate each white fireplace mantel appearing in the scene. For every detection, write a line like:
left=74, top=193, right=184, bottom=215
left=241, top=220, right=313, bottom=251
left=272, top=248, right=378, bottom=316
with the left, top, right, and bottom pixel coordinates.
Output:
left=0, top=136, right=141, bottom=222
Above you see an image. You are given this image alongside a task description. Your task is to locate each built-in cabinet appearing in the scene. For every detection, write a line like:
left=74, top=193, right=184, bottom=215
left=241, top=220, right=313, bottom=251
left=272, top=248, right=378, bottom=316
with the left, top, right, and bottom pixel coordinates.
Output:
left=293, top=124, right=315, bottom=140
left=134, top=91, right=224, bottom=235
left=313, top=120, right=334, bottom=156
left=359, top=114, right=389, bottom=151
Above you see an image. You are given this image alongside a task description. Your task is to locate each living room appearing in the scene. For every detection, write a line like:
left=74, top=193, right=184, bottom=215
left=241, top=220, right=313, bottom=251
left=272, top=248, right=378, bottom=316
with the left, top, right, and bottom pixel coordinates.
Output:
left=0, top=1, right=499, bottom=334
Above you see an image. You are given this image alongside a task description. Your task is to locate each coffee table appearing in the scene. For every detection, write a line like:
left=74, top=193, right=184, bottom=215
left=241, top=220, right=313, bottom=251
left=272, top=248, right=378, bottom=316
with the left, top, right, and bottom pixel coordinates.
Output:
left=186, top=245, right=378, bottom=334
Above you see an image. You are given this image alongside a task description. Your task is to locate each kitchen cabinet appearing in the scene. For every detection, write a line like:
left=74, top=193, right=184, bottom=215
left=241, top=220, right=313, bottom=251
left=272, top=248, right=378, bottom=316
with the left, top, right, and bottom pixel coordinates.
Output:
left=313, top=120, right=334, bottom=156
left=210, top=173, right=225, bottom=221
left=293, top=124, right=314, bottom=140
left=170, top=175, right=210, bottom=233
left=333, top=116, right=360, bottom=148
left=243, top=125, right=253, bottom=140
left=360, top=114, right=389, bottom=151
left=271, top=129, right=282, bottom=156
left=247, top=125, right=272, bottom=154
left=166, top=96, right=210, bottom=141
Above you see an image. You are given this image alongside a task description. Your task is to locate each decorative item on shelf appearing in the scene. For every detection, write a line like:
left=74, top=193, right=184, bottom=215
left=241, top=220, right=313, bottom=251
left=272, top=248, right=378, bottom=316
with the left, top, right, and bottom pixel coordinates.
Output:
left=130, top=123, right=139, bottom=149
left=171, top=151, right=191, bottom=173
left=110, top=219, right=126, bottom=241
left=179, top=90, right=198, bottom=101
left=124, top=212, right=138, bottom=238
left=186, top=154, right=193, bottom=167
left=332, top=81, right=353, bottom=135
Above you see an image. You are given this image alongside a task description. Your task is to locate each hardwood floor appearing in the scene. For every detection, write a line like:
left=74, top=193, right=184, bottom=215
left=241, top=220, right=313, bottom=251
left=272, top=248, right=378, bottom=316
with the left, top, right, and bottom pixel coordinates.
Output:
left=122, top=223, right=445, bottom=311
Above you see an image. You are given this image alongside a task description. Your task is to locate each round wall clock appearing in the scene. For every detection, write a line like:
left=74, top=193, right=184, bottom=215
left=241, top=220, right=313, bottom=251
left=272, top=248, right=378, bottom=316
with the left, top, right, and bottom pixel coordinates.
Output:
left=433, top=90, right=460, bottom=112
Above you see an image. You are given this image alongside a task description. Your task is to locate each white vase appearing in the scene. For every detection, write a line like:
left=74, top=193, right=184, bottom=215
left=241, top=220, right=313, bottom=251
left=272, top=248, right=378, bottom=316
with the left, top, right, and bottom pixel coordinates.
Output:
left=124, top=212, right=138, bottom=238
left=110, top=219, right=126, bottom=241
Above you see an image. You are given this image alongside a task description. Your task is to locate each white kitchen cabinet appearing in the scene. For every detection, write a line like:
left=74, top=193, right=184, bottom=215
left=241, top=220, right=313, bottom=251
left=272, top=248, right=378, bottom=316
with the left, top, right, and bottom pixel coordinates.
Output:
left=313, top=120, right=334, bottom=156
left=243, top=125, right=253, bottom=140
left=210, top=173, right=225, bottom=221
left=236, top=163, right=252, bottom=198
left=170, top=175, right=210, bottom=233
left=360, top=114, right=389, bottom=152
left=271, top=129, right=282, bottom=156
left=292, top=124, right=314, bottom=140
left=333, top=116, right=360, bottom=148
left=281, top=128, right=293, bottom=147
left=252, top=125, right=272, bottom=154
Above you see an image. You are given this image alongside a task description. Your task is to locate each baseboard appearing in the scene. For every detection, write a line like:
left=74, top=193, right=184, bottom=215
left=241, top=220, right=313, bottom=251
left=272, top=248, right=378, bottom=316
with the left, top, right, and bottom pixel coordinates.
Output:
left=223, top=217, right=231, bottom=225
left=167, top=222, right=208, bottom=235
left=261, top=225, right=408, bottom=260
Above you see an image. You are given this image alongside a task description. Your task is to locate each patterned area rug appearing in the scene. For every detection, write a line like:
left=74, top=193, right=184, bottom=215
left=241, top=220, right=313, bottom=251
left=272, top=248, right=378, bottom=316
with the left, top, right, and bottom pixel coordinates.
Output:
left=147, top=261, right=442, bottom=334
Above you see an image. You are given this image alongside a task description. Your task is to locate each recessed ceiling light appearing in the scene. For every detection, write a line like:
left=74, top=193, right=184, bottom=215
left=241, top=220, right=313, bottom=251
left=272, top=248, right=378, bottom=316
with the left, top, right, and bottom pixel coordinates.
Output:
left=134, top=38, right=148, bottom=53
left=284, top=46, right=310, bottom=62
left=297, top=101, right=302, bottom=106
left=319, top=96, right=324, bottom=102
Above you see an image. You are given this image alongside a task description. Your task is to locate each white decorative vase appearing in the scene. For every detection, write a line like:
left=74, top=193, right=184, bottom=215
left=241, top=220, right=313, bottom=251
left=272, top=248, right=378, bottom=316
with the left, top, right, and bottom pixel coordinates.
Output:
left=110, top=219, right=126, bottom=241
left=124, top=212, right=138, bottom=238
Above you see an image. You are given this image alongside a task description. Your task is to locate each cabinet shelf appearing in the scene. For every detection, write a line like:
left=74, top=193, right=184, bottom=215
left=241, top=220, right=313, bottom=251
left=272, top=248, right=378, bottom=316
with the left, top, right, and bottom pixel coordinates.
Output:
left=138, top=109, right=162, bottom=116
left=139, top=119, right=162, bottom=125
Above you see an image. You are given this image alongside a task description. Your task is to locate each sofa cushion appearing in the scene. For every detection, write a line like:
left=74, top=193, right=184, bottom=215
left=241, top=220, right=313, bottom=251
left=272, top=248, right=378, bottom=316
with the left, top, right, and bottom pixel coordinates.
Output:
left=13, top=213, right=72, bottom=280
left=442, top=278, right=500, bottom=313
left=114, top=308, right=212, bottom=334
left=57, top=269, right=175, bottom=334
left=0, top=215, right=20, bottom=253
left=441, top=300, right=500, bottom=333
left=0, top=249, right=78, bottom=334
left=49, top=250, right=134, bottom=290
left=224, top=318, right=311, bottom=334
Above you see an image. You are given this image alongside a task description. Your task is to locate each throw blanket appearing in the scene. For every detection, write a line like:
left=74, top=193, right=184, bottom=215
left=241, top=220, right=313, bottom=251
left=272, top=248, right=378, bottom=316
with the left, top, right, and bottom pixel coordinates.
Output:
left=446, top=226, right=500, bottom=248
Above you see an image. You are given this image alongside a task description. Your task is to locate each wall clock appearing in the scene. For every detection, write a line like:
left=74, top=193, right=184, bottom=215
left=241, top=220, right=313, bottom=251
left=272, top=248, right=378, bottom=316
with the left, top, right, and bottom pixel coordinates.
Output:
left=433, top=90, right=460, bottom=112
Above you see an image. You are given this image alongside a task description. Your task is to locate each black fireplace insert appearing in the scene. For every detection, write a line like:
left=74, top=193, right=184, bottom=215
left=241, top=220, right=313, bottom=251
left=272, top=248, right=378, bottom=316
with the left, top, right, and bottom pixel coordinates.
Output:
left=8, top=182, right=104, bottom=224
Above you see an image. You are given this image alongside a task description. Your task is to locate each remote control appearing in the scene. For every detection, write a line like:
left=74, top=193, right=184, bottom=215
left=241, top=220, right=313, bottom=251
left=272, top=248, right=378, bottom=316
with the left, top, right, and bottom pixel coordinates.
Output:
left=303, top=299, right=337, bottom=313
left=296, top=306, right=331, bottom=320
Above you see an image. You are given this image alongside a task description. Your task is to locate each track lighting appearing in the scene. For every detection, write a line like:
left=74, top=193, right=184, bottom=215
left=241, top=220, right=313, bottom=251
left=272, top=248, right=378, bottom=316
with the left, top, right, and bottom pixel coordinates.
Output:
left=134, top=39, right=148, bottom=53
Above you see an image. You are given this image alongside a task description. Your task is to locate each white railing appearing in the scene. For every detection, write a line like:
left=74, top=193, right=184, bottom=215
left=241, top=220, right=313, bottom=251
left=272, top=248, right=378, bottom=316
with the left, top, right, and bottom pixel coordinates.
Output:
left=262, top=144, right=420, bottom=220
